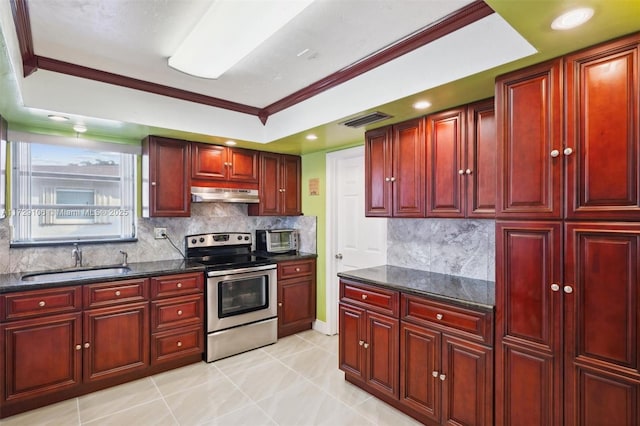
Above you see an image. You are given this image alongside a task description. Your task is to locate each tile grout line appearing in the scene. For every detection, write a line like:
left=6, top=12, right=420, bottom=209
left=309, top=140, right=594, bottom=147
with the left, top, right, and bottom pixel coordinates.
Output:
left=149, top=376, right=181, bottom=426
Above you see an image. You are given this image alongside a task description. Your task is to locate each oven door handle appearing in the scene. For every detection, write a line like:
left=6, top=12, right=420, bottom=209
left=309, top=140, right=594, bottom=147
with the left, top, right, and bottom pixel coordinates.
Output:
left=207, top=263, right=276, bottom=277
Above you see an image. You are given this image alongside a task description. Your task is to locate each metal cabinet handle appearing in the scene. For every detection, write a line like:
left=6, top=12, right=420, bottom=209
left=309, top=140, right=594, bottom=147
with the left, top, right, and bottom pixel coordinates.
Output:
left=564, top=147, right=573, bottom=156
left=177, top=341, right=183, bottom=347
left=385, top=177, right=391, bottom=182
left=551, top=283, right=560, bottom=292
left=564, top=285, right=573, bottom=294
left=432, top=371, right=439, bottom=378
left=75, top=344, right=82, bottom=350
left=465, top=169, right=472, bottom=175
left=38, top=301, right=46, bottom=307
left=390, top=177, right=396, bottom=182
left=436, top=313, right=443, bottom=320
left=363, top=343, right=369, bottom=349
left=439, top=374, right=446, bottom=381
left=177, top=310, right=183, bottom=316
left=335, top=253, right=343, bottom=259
left=278, top=302, right=283, bottom=307
left=458, top=169, right=465, bottom=175
left=151, top=182, right=157, bottom=186
left=359, top=340, right=364, bottom=346
left=115, top=290, right=121, bottom=296
left=295, top=267, right=301, bottom=272
left=361, top=294, right=368, bottom=300
left=84, top=343, right=90, bottom=349
left=550, top=150, right=560, bottom=158
left=177, top=283, right=182, bottom=288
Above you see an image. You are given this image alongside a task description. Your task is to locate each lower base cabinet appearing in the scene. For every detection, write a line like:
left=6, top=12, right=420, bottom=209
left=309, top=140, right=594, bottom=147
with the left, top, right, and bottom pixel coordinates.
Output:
left=339, top=278, right=494, bottom=426
left=0, top=272, right=204, bottom=419
left=276, top=258, right=316, bottom=338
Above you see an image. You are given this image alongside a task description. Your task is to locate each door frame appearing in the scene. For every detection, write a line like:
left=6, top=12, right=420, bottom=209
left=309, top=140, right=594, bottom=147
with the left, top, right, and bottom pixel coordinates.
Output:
left=325, top=145, right=364, bottom=335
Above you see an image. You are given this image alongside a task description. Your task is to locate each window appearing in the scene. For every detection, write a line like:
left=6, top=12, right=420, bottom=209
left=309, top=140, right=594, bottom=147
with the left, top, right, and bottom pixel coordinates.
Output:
left=10, top=136, right=137, bottom=245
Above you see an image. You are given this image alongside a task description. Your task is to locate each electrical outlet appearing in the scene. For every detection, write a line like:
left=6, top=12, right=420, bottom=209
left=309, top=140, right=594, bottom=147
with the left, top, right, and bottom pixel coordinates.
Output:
left=154, top=227, right=167, bottom=239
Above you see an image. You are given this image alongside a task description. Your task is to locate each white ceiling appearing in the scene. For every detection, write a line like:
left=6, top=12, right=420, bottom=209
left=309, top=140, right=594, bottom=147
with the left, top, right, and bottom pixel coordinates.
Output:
left=0, top=0, right=536, bottom=146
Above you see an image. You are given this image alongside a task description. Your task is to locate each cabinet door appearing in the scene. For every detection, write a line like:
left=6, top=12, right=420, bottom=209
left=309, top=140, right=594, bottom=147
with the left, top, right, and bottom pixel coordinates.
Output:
left=496, top=59, right=563, bottom=219
left=393, top=118, right=426, bottom=217
left=191, top=143, right=227, bottom=180
left=565, top=37, right=640, bottom=220
left=281, top=154, right=301, bottom=216
left=495, top=221, right=563, bottom=426
left=2, top=313, right=82, bottom=402
left=400, top=321, right=440, bottom=424
left=83, top=302, right=149, bottom=383
left=365, top=311, right=399, bottom=399
left=253, top=152, right=281, bottom=216
left=564, top=222, right=640, bottom=425
left=146, top=137, right=190, bottom=217
left=339, top=303, right=366, bottom=380
left=227, top=147, right=259, bottom=183
left=466, top=99, right=496, bottom=218
left=365, top=127, right=393, bottom=217
left=278, top=277, right=315, bottom=338
left=426, top=108, right=465, bottom=217
left=442, top=335, right=493, bottom=426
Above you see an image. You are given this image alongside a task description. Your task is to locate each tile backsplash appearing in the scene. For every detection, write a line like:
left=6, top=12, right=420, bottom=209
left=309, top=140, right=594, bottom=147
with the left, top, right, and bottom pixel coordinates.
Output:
left=387, top=218, right=495, bottom=281
left=0, top=203, right=317, bottom=274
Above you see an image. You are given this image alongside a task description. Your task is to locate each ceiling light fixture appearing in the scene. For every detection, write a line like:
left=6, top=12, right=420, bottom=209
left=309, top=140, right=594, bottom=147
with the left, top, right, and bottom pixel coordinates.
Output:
left=306, top=134, right=318, bottom=140
left=168, top=0, right=314, bottom=79
left=73, top=124, right=87, bottom=133
left=224, top=140, right=237, bottom=146
left=551, top=7, right=594, bottom=30
left=413, top=101, right=432, bottom=110
left=48, top=114, right=69, bottom=122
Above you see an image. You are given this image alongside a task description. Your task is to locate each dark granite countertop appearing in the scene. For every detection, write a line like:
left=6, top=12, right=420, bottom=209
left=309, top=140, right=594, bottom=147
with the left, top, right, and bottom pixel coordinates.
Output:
left=338, top=265, right=495, bottom=310
left=0, top=260, right=206, bottom=294
left=256, top=252, right=318, bottom=262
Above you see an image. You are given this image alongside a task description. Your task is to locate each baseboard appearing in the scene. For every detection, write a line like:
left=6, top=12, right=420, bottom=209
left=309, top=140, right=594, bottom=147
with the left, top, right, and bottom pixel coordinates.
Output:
left=312, top=319, right=333, bottom=335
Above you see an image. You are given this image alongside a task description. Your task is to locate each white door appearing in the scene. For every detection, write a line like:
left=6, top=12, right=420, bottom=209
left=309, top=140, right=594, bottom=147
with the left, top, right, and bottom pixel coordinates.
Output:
left=326, top=146, right=387, bottom=334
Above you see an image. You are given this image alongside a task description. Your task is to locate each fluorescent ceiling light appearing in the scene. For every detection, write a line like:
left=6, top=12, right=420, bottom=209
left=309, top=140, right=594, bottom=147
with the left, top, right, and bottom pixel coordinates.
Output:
left=169, top=0, right=314, bottom=79
left=551, top=7, right=594, bottom=30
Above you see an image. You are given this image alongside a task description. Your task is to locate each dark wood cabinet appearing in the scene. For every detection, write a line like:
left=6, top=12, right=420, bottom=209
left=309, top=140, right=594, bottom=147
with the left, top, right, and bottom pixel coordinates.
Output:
left=365, top=118, right=426, bottom=217
left=564, top=37, right=640, bottom=220
left=142, top=136, right=191, bottom=217
left=248, top=152, right=301, bottom=216
left=496, top=59, right=563, bottom=220
left=275, top=258, right=316, bottom=338
left=466, top=99, right=497, bottom=218
left=191, top=143, right=258, bottom=185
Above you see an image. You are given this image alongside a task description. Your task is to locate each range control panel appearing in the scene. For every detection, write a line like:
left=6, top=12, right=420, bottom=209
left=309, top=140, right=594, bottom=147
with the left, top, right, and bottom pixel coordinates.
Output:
left=185, top=232, right=252, bottom=249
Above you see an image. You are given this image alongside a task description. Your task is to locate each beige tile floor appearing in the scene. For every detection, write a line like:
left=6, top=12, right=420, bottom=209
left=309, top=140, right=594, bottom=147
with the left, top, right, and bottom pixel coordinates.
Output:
left=0, top=330, right=423, bottom=426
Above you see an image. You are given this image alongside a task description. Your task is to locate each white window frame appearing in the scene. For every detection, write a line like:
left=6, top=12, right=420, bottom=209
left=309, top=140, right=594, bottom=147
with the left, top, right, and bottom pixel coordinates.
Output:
left=9, top=132, right=139, bottom=246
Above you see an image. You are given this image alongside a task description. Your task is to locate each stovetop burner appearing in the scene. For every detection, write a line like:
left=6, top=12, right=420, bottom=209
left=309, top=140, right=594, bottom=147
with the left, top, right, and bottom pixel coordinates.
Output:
left=184, top=232, right=274, bottom=271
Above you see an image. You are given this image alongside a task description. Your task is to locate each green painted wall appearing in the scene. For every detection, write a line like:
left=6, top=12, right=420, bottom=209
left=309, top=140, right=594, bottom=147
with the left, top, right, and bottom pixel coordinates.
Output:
left=301, top=151, right=327, bottom=321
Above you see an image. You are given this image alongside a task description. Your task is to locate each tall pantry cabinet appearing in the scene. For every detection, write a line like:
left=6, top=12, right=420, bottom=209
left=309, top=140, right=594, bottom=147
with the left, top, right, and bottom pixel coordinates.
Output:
left=495, top=33, right=640, bottom=426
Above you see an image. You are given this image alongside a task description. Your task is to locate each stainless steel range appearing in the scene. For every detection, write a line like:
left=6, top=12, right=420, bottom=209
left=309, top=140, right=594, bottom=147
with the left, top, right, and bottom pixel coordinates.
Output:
left=185, top=232, right=277, bottom=362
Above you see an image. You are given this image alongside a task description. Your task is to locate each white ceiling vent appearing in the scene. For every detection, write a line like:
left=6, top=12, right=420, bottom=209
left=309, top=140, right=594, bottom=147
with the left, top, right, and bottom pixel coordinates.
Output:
left=340, top=111, right=392, bottom=128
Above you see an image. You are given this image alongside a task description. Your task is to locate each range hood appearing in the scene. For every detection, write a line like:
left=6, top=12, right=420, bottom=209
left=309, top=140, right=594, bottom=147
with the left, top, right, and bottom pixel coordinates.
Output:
left=191, top=186, right=259, bottom=203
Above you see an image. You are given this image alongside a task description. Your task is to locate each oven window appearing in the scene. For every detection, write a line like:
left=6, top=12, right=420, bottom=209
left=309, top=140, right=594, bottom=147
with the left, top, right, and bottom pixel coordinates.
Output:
left=218, top=275, right=269, bottom=318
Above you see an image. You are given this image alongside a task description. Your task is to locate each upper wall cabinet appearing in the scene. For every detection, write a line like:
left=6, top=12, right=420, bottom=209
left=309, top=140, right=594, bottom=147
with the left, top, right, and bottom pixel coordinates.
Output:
left=365, top=118, right=426, bottom=218
left=0, top=116, right=6, bottom=219
left=142, top=136, right=191, bottom=217
left=191, top=143, right=258, bottom=187
left=497, top=32, right=640, bottom=221
left=248, top=152, right=301, bottom=216
left=466, top=99, right=497, bottom=218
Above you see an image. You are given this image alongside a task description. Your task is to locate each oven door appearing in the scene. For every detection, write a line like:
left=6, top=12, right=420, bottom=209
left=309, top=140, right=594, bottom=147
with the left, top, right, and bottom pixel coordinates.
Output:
left=207, top=264, right=277, bottom=332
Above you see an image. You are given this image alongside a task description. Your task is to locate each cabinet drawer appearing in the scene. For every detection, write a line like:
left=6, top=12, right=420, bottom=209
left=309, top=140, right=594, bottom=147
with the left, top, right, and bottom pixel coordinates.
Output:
left=278, top=259, right=315, bottom=279
left=83, top=278, right=149, bottom=308
left=402, top=294, right=493, bottom=344
left=151, top=273, right=204, bottom=299
left=151, top=294, right=204, bottom=332
left=340, top=280, right=399, bottom=317
left=2, top=286, right=82, bottom=321
left=151, top=325, right=204, bottom=365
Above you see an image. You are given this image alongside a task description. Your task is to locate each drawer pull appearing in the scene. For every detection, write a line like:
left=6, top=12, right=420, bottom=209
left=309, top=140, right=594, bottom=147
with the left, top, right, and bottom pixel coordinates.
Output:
left=295, top=267, right=301, bottom=272
left=177, top=283, right=182, bottom=288
left=84, top=342, right=90, bottom=349
left=436, top=313, right=443, bottom=320
left=361, top=294, right=368, bottom=300
left=177, top=341, right=183, bottom=347
left=115, top=290, right=121, bottom=296
left=363, top=343, right=369, bottom=349
left=432, top=371, right=439, bottom=378
left=38, top=301, right=46, bottom=307
left=359, top=340, right=364, bottom=346
left=278, top=302, right=283, bottom=307
left=439, top=374, right=446, bottom=381
left=177, top=310, right=183, bottom=316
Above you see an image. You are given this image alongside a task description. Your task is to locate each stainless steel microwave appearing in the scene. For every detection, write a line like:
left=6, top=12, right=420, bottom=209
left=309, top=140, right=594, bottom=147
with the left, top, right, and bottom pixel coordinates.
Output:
left=256, top=229, right=299, bottom=254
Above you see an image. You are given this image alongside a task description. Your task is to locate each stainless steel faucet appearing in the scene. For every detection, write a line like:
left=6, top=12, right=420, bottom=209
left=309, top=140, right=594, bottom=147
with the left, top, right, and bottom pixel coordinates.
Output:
left=72, top=243, right=83, bottom=268
left=119, top=250, right=128, bottom=267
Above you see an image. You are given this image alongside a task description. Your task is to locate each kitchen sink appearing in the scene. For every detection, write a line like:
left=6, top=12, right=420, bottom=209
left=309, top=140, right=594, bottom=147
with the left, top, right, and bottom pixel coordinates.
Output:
left=21, top=266, right=132, bottom=282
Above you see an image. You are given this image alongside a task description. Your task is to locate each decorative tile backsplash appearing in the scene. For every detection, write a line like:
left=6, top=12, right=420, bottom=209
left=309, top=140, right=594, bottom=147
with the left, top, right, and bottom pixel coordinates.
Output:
left=0, top=203, right=317, bottom=274
left=387, top=218, right=495, bottom=281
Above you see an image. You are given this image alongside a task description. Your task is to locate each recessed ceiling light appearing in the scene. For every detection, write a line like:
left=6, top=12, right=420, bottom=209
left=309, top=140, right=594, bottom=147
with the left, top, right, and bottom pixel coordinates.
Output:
left=73, top=124, right=87, bottom=133
left=297, top=48, right=310, bottom=57
left=225, top=140, right=237, bottom=146
left=551, top=7, right=594, bottom=30
left=48, top=114, right=69, bottom=122
left=306, top=134, right=318, bottom=141
left=413, top=101, right=431, bottom=110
